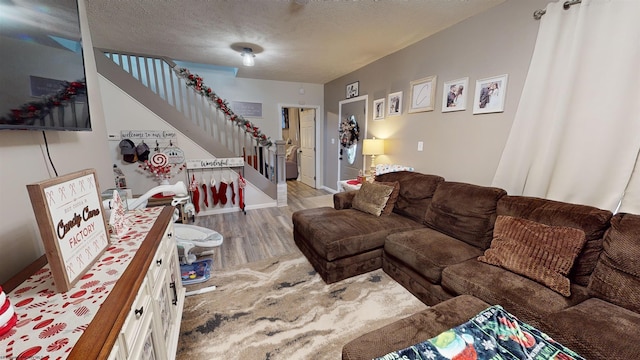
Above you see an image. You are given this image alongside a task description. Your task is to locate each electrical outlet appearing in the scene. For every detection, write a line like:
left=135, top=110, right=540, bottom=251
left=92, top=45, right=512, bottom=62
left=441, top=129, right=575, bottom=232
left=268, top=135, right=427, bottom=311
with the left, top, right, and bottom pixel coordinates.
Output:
left=331, top=138, right=335, bottom=144
left=417, top=141, right=424, bottom=151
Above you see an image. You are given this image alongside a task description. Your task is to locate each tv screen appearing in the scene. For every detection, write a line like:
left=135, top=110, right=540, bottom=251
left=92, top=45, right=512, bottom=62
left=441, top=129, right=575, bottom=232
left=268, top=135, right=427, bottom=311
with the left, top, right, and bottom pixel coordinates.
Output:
left=0, top=0, right=91, bottom=131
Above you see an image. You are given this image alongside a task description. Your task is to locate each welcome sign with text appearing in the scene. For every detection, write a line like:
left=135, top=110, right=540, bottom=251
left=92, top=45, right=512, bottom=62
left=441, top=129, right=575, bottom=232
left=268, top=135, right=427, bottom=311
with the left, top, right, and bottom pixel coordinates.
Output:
left=27, top=169, right=110, bottom=292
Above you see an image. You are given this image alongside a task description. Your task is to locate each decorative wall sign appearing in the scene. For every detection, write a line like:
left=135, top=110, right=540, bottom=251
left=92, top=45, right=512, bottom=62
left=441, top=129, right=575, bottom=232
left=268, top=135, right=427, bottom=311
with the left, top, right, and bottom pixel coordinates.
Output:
left=408, top=75, right=437, bottom=113
left=232, top=101, right=263, bottom=118
left=27, top=169, right=110, bottom=293
left=186, top=157, right=245, bottom=170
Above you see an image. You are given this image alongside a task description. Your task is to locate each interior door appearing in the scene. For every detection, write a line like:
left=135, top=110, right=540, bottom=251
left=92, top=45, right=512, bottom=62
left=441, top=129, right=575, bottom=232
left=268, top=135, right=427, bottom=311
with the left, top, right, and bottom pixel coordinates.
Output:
left=338, top=95, right=368, bottom=183
left=299, top=108, right=316, bottom=187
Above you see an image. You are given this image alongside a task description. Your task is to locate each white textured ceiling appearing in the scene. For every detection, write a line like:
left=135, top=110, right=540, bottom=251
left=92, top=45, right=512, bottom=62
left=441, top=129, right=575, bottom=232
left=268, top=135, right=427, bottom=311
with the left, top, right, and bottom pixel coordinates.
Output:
left=86, top=0, right=506, bottom=84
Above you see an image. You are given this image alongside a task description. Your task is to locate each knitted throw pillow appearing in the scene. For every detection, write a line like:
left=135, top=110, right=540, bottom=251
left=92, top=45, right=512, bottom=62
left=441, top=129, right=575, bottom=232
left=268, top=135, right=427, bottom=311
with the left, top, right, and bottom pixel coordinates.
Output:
left=374, top=181, right=400, bottom=215
left=352, top=181, right=394, bottom=217
left=478, top=215, right=586, bottom=296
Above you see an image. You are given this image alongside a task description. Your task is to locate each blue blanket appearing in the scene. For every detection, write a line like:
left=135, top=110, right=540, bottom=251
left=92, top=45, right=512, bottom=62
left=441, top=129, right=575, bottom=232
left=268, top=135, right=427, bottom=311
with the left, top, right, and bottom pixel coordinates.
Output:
left=375, top=305, right=584, bottom=360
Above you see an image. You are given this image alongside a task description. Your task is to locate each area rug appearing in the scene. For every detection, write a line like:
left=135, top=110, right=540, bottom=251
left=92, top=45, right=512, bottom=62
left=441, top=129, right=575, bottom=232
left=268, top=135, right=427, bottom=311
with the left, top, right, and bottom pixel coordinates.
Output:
left=177, top=252, right=428, bottom=360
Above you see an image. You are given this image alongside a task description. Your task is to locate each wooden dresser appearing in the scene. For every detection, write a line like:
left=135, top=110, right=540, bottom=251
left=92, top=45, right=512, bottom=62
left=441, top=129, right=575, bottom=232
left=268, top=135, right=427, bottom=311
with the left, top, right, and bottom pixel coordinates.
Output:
left=1, top=207, right=185, bottom=360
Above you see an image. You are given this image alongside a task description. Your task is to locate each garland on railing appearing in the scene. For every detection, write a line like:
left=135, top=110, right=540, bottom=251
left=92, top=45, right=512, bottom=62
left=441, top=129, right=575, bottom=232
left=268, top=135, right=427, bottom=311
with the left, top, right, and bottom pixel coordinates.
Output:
left=0, top=80, right=86, bottom=125
left=174, top=67, right=273, bottom=147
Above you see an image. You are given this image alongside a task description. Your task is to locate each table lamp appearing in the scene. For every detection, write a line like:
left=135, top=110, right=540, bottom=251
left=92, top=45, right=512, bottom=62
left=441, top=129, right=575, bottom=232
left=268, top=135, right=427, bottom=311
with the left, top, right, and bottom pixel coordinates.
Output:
left=362, top=137, right=385, bottom=176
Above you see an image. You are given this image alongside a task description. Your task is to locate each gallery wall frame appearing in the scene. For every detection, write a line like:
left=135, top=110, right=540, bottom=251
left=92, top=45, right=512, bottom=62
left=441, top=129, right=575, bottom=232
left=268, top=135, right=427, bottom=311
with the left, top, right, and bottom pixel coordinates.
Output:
left=346, top=81, right=359, bottom=99
left=388, top=91, right=403, bottom=116
left=26, top=169, right=110, bottom=292
left=442, top=77, right=469, bottom=113
left=373, top=98, right=386, bottom=120
left=473, top=74, right=509, bottom=114
left=408, top=75, right=437, bottom=113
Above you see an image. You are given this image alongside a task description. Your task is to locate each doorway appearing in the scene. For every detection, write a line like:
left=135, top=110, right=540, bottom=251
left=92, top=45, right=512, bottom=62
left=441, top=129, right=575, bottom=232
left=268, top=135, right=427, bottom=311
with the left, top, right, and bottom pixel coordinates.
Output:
left=281, top=105, right=319, bottom=188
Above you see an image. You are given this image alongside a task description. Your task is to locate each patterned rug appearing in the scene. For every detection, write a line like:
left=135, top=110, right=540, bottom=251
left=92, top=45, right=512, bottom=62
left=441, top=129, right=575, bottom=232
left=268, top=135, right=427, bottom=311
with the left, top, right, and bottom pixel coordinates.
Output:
left=176, top=252, right=427, bottom=360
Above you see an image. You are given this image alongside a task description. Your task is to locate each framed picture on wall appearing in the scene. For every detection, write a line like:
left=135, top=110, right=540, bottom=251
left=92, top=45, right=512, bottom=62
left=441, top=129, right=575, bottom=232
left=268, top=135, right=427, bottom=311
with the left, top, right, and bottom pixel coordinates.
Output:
left=473, top=74, right=508, bottom=114
left=346, top=81, right=359, bottom=99
left=442, top=77, right=469, bottom=113
left=408, top=75, right=437, bottom=113
left=373, top=98, right=385, bottom=120
left=388, top=91, right=403, bottom=116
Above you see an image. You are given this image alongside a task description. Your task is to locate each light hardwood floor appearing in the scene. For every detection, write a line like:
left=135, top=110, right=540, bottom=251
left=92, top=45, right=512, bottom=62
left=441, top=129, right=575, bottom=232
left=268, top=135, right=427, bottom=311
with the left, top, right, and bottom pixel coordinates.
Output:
left=192, top=180, right=332, bottom=270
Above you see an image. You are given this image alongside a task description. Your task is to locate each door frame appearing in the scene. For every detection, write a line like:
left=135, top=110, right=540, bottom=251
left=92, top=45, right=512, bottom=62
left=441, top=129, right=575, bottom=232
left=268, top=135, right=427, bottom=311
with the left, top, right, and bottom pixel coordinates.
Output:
left=277, top=103, right=322, bottom=188
left=338, top=95, right=368, bottom=184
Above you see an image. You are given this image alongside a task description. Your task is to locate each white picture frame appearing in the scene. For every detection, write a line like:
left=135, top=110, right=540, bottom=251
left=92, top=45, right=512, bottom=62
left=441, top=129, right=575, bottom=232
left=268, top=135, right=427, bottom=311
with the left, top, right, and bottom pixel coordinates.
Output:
left=473, top=74, right=508, bottom=114
left=408, top=75, right=437, bottom=113
left=387, top=91, right=403, bottom=116
left=373, top=98, right=385, bottom=120
left=346, top=81, right=359, bottom=99
left=442, top=77, right=469, bottom=113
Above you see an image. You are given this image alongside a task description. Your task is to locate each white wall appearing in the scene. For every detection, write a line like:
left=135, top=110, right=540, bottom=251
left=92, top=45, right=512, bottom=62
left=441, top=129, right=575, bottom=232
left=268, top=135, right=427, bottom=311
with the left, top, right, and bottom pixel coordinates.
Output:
left=0, top=0, right=112, bottom=284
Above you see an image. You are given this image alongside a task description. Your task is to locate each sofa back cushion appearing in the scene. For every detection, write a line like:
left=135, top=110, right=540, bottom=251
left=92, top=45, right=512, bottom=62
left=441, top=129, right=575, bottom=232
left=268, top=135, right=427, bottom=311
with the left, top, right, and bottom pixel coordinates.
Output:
left=588, top=213, right=640, bottom=313
left=497, top=195, right=612, bottom=286
left=375, top=171, right=444, bottom=222
left=424, top=181, right=506, bottom=249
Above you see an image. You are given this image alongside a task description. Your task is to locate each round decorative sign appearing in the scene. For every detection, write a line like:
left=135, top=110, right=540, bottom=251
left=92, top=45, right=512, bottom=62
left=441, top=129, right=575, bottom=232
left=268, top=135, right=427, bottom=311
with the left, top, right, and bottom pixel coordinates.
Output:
left=164, top=147, right=185, bottom=164
left=150, top=152, right=169, bottom=167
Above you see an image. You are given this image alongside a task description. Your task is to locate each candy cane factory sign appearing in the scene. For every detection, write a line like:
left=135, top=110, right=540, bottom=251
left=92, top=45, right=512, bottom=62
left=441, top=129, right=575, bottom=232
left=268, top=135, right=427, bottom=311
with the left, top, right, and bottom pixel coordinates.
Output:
left=27, top=169, right=110, bottom=292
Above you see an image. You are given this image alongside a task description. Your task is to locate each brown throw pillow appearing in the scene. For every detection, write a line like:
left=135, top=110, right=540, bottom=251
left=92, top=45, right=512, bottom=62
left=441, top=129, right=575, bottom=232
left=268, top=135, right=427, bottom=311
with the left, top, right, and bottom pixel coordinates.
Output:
left=478, top=215, right=587, bottom=296
left=374, top=181, right=400, bottom=215
left=352, top=181, right=394, bottom=216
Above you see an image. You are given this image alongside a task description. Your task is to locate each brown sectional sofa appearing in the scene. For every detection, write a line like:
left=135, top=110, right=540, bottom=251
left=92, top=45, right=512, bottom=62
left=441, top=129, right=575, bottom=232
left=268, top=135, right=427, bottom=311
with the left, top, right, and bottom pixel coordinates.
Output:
left=291, top=171, right=640, bottom=359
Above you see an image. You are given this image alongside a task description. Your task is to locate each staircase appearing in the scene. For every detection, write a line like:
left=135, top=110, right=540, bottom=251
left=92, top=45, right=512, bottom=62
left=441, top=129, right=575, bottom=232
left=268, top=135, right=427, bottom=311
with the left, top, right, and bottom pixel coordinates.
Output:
left=94, top=49, right=286, bottom=205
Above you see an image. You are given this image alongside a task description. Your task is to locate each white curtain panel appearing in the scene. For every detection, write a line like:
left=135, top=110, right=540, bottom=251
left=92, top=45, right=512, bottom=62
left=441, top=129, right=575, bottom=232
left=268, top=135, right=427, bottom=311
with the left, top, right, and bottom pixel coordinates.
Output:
left=492, top=0, right=640, bottom=212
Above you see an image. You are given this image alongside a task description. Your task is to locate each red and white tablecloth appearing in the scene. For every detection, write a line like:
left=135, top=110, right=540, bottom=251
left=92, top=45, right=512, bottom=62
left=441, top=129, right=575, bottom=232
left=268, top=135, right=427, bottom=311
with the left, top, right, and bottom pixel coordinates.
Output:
left=0, top=207, right=162, bottom=360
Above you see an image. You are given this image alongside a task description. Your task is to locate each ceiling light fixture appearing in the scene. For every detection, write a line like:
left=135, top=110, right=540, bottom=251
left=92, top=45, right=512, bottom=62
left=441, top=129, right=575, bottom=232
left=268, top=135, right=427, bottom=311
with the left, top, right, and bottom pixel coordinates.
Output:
left=241, top=47, right=255, bottom=67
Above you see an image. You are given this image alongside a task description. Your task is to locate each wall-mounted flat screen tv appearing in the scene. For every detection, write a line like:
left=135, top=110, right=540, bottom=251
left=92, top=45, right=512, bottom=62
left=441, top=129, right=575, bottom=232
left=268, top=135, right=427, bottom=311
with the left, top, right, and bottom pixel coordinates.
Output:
left=0, top=0, right=90, bottom=131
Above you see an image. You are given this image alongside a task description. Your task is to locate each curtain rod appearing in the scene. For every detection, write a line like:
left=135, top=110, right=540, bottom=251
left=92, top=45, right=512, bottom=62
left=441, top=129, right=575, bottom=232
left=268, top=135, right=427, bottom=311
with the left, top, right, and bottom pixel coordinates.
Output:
left=533, top=0, right=582, bottom=20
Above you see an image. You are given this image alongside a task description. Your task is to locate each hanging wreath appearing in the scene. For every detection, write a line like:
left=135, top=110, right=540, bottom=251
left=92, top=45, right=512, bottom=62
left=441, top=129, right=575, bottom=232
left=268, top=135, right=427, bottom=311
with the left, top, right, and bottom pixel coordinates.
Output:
left=339, top=115, right=359, bottom=148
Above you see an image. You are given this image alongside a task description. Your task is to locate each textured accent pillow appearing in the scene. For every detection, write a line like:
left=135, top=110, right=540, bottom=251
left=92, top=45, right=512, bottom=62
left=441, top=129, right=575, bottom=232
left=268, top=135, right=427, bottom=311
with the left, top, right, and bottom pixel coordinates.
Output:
left=374, top=181, right=400, bottom=215
left=478, top=215, right=587, bottom=296
left=352, top=181, right=394, bottom=216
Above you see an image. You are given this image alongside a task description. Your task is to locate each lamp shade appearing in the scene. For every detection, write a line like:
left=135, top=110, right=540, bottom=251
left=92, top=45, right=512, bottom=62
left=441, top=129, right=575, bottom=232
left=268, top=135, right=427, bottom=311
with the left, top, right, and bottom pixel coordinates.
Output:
left=362, top=138, right=384, bottom=155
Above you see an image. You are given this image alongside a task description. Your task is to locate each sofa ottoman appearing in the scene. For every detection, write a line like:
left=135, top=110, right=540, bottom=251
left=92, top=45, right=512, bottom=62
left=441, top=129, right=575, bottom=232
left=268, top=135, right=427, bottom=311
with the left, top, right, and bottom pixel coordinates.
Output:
left=342, top=295, right=490, bottom=360
left=293, top=207, right=424, bottom=283
left=293, top=171, right=444, bottom=284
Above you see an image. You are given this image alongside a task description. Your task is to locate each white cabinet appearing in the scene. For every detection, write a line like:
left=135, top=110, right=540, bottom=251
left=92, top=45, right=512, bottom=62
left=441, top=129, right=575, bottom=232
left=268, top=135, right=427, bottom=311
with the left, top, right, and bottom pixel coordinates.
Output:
left=116, top=216, right=185, bottom=360
left=3, top=207, right=184, bottom=360
left=68, top=207, right=184, bottom=359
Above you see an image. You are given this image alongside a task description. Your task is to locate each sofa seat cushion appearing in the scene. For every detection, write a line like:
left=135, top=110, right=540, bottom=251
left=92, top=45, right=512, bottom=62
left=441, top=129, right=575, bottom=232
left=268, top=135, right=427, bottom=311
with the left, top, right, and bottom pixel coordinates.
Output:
left=292, top=207, right=424, bottom=262
left=497, top=195, right=612, bottom=286
left=342, top=295, right=490, bottom=360
left=588, top=213, right=640, bottom=313
left=385, top=228, right=484, bottom=284
left=441, top=259, right=590, bottom=325
left=538, top=298, right=640, bottom=360
left=424, top=181, right=506, bottom=249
